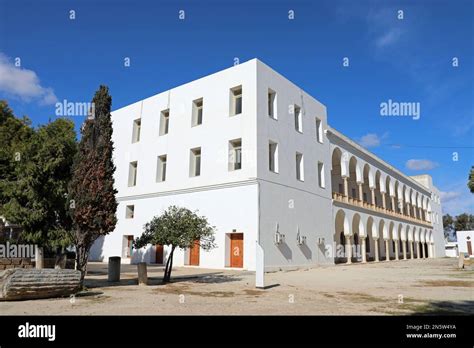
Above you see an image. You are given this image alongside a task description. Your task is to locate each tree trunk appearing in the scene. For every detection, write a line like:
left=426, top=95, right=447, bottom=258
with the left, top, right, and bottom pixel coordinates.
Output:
left=163, top=246, right=175, bottom=283
left=54, top=247, right=66, bottom=269
left=75, top=244, right=90, bottom=289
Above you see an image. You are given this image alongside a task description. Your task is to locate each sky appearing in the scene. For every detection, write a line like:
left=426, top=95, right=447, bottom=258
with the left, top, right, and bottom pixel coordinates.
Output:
left=0, top=0, right=473, bottom=216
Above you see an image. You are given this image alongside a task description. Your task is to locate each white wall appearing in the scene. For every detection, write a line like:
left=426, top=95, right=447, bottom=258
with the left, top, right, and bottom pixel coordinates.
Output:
left=255, top=61, right=333, bottom=269
left=457, top=231, right=474, bottom=257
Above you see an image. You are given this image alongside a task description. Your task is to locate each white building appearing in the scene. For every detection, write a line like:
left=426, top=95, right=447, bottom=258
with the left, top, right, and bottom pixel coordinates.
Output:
left=456, top=231, right=474, bottom=258
left=89, top=59, right=445, bottom=271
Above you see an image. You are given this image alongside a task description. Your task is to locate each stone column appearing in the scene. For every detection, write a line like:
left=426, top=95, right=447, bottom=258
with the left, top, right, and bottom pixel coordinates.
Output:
left=343, top=177, right=349, bottom=202
left=371, top=188, right=376, bottom=206
left=394, top=241, right=399, bottom=260
left=410, top=241, right=414, bottom=259
left=391, top=196, right=396, bottom=212
left=419, top=207, right=423, bottom=220
left=385, top=239, right=390, bottom=261
left=358, top=183, right=363, bottom=201
left=402, top=241, right=407, bottom=260
left=399, top=199, right=404, bottom=215
left=422, top=243, right=426, bottom=259
left=382, top=192, right=387, bottom=209
left=374, top=239, right=379, bottom=262
left=361, top=237, right=367, bottom=263
left=345, top=236, right=352, bottom=264
left=35, top=246, right=44, bottom=270
left=416, top=242, right=421, bottom=259
left=137, top=262, right=148, bottom=286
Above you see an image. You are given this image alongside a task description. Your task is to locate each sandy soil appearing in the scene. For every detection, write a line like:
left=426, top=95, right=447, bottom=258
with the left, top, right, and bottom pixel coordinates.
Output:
left=1, top=258, right=472, bottom=315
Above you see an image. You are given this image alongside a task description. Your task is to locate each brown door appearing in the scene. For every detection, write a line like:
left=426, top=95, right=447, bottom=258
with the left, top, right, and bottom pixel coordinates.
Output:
left=467, top=241, right=473, bottom=256
left=189, top=240, right=200, bottom=266
left=230, top=233, right=244, bottom=268
left=155, top=244, right=163, bottom=264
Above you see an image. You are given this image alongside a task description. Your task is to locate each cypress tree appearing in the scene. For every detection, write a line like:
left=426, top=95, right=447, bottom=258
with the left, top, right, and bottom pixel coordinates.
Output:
left=69, top=86, right=118, bottom=286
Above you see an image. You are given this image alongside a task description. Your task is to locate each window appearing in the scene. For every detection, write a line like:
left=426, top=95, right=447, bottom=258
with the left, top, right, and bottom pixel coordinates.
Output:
left=296, top=152, right=304, bottom=181
left=125, top=205, right=135, bottom=219
left=294, top=105, right=302, bottom=132
left=228, top=139, right=242, bottom=171
left=159, top=109, right=170, bottom=135
left=156, top=155, right=167, bottom=182
left=268, top=89, right=277, bottom=119
left=317, top=162, right=325, bottom=188
left=230, top=86, right=242, bottom=116
left=128, top=161, right=138, bottom=187
left=192, top=98, right=203, bottom=126
left=132, top=118, right=141, bottom=143
left=315, top=117, right=323, bottom=143
left=269, top=141, right=279, bottom=173
left=189, top=147, right=201, bottom=177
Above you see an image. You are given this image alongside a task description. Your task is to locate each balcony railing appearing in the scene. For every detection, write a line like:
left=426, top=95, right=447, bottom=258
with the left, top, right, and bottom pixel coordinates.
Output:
left=332, top=192, right=433, bottom=228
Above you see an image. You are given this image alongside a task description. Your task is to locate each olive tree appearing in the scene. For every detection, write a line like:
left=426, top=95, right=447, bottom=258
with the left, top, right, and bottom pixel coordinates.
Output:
left=134, top=205, right=216, bottom=283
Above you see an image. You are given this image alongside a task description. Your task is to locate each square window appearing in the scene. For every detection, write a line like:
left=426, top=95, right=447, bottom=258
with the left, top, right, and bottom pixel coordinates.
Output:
left=192, top=98, right=203, bottom=126
left=132, top=118, right=141, bottom=143
left=159, top=109, right=170, bottom=135
left=189, top=147, right=201, bottom=177
left=230, top=86, right=242, bottom=116
left=228, top=139, right=242, bottom=171
left=269, top=141, right=279, bottom=173
left=128, top=161, right=138, bottom=187
left=156, top=155, right=167, bottom=182
left=268, top=89, right=277, bottom=119
left=125, top=205, right=135, bottom=219
left=296, top=152, right=304, bottom=181
left=294, top=105, right=302, bottom=133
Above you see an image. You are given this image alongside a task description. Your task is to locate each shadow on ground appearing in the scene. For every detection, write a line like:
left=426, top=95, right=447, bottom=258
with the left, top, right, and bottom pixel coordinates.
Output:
left=84, top=271, right=242, bottom=288
left=408, top=300, right=474, bottom=315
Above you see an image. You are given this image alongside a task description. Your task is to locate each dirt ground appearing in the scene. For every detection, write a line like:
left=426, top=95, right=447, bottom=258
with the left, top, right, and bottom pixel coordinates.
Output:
left=1, top=258, right=472, bottom=315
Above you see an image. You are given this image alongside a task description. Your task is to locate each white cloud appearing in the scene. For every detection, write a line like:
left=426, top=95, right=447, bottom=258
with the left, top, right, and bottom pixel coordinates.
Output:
left=405, top=159, right=439, bottom=171
left=440, top=191, right=461, bottom=202
left=358, top=132, right=388, bottom=148
left=0, top=53, right=57, bottom=105
left=375, top=28, right=403, bottom=48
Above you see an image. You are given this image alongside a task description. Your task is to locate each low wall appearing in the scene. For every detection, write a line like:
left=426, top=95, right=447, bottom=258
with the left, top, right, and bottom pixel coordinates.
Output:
left=0, top=258, right=33, bottom=270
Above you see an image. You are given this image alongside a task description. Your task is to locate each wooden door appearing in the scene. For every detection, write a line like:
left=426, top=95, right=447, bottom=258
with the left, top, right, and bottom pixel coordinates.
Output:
left=230, top=233, right=244, bottom=268
left=467, top=241, right=472, bottom=256
left=155, top=244, right=163, bottom=264
left=189, top=240, right=200, bottom=266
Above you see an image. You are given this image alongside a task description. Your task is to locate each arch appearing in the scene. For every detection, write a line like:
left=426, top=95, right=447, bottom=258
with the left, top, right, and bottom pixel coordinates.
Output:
left=348, top=156, right=359, bottom=199
left=352, top=213, right=366, bottom=238
left=374, top=170, right=382, bottom=207
left=362, top=163, right=371, bottom=203
left=379, top=219, right=388, bottom=240
left=335, top=209, right=351, bottom=237
left=400, top=223, right=407, bottom=241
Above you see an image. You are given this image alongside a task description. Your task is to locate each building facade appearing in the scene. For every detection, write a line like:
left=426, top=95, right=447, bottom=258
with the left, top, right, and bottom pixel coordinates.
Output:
left=89, top=59, right=444, bottom=271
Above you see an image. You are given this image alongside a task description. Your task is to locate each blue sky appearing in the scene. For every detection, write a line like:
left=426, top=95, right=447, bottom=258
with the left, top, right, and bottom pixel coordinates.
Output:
left=0, top=0, right=473, bottom=215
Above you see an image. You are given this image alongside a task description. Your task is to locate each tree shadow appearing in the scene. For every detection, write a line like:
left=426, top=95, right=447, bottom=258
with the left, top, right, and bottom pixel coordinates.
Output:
left=408, top=300, right=474, bottom=315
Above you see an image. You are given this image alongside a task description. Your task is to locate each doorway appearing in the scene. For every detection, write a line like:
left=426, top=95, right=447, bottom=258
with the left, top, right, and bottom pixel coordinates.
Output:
left=189, top=240, right=200, bottom=266
left=155, top=244, right=164, bottom=264
left=230, top=233, right=244, bottom=268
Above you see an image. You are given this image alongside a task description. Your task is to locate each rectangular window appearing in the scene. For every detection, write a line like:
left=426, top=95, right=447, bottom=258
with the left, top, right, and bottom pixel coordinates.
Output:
left=159, top=109, right=170, bottom=135
left=228, top=139, right=242, bottom=171
left=230, top=86, right=242, bottom=116
left=268, top=89, right=277, bottom=119
left=125, top=205, right=135, bottom=219
left=294, top=105, right=302, bottom=133
left=317, top=162, right=325, bottom=188
left=192, top=98, right=203, bottom=126
left=296, top=152, right=304, bottom=181
left=132, top=118, right=141, bottom=143
left=189, top=147, right=201, bottom=177
left=315, top=117, right=323, bottom=143
left=156, top=155, right=167, bottom=182
left=269, top=141, right=279, bottom=173
left=128, top=161, right=138, bottom=187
